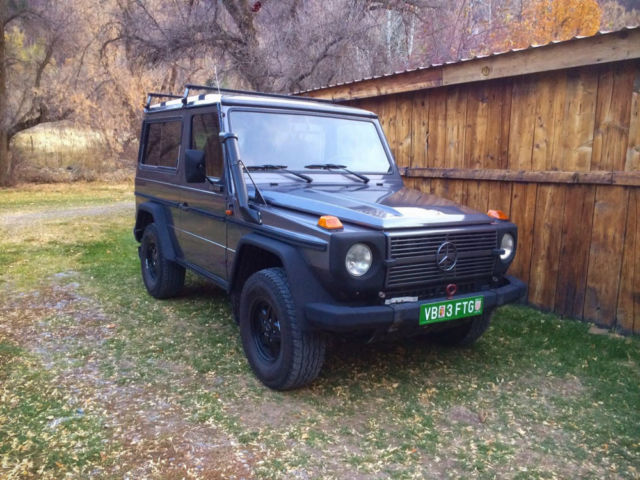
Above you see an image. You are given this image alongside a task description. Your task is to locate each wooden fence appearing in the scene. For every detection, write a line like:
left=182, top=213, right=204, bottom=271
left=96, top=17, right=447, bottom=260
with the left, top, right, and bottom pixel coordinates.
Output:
left=304, top=30, right=640, bottom=333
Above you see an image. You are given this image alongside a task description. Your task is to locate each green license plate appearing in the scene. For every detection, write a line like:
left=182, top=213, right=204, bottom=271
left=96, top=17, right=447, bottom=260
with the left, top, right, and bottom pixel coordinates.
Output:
left=419, top=296, right=484, bottom=325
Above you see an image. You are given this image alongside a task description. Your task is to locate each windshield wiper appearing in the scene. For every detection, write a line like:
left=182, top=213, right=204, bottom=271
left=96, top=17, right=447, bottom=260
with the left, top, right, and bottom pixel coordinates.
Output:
left=304, top=163, right=370, bottom=184
left=246, top=164, right=312, bottom=183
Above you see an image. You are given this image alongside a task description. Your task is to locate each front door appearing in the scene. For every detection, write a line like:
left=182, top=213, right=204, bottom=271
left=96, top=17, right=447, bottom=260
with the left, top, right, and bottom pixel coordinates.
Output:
left=176, top=108, right=229, bottom=282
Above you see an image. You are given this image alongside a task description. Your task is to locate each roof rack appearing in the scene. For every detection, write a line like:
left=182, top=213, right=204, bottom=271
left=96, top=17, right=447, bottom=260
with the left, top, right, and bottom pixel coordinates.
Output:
left=144, top=92, right=183, bottom=110
left=144, top=84, right=335, bottom=111
left=182, top=84, right=334, bottom=104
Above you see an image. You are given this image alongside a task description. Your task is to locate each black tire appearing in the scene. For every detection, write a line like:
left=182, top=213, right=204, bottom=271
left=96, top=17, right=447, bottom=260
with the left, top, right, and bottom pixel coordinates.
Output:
left=430, top=308, right=495, bottom=347
left=140, top=223, right=185, bottom=299
left=239, top=268, right=325, bottom=390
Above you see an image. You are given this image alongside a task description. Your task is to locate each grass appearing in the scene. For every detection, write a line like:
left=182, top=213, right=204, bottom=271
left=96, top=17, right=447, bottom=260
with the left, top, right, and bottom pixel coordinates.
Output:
left=1, top=184, right=639, bottom=479
left=0, top=181, right=132, bottom=211
left=10, top=126, right=134, bottom=184
left=0, top=342, right=112, bottom=478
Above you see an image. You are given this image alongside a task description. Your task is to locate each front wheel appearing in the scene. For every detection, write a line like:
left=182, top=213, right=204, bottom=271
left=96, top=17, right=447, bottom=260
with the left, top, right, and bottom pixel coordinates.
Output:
left=239, top=268, right=326, bottom=390
left=429, top=308, right=495, bottom=347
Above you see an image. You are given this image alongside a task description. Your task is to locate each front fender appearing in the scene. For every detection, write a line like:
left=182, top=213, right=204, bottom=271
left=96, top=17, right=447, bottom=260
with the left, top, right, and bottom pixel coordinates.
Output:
left=231, top=233, right=333, bottom=330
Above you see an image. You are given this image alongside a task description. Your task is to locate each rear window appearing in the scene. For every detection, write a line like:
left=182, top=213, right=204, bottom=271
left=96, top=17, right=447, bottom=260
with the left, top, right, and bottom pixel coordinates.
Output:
left=142, top=121, right=182, bottom=168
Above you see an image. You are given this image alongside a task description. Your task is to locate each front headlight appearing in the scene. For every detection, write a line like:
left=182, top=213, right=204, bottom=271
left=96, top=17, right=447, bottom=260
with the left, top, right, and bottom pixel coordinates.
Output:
left=500, top=233, right=514, bottom=261
left=345, top=243, right=372, bottom=277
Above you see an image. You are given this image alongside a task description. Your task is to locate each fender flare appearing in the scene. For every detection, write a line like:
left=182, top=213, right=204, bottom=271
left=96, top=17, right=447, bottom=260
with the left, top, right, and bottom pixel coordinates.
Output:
left=231, top=233, right=333, bottom=329
left=135, top=202, right=179, bottom=262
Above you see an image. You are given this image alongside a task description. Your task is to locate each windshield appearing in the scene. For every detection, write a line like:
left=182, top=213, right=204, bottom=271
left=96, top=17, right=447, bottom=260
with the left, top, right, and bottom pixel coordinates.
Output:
left=228, top=110, right=392, bottom=173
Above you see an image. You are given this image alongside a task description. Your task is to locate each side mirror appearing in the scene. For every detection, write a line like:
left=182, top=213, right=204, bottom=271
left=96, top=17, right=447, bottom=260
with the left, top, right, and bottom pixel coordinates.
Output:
left=185, top=149, right=206, bottom=183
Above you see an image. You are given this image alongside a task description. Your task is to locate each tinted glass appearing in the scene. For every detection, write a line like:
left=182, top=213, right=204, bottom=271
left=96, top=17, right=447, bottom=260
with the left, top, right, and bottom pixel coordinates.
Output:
left=142, top=121, right=181, bottom=168
left=192, top=113, right=223, bottom=178
left=229, top=111, right=391, bottom=173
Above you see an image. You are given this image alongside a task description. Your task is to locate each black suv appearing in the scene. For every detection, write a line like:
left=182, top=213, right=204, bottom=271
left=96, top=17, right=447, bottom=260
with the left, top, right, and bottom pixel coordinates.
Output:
left=134, top=85, right=526, bottom=390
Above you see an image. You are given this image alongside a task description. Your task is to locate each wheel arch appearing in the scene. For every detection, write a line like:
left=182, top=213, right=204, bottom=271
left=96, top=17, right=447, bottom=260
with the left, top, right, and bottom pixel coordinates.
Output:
left=134, top=202, right=178, bottom=262
left=230, top=234, right=332, bottom=329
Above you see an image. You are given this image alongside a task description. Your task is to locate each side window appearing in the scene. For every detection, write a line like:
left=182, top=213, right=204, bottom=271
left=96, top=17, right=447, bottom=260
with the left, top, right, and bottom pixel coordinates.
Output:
left=192, top=113, right=223, bottom=179
left=142, top=121, right=181, bottom=168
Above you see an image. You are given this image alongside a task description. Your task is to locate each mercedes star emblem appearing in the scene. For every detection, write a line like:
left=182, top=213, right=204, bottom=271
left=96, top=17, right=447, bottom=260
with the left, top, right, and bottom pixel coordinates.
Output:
left=436, top=241, right=458, bottom=272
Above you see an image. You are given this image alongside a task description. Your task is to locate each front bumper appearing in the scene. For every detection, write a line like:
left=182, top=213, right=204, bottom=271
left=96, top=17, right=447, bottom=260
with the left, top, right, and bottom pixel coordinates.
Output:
left=305, top=275, right=526, bottom=333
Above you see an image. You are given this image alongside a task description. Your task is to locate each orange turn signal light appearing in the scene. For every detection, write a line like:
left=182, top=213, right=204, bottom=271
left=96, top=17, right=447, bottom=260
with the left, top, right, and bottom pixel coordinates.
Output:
left=318, top=215, right=343, bottom=230
left=487, top=209, right=509, bottom=221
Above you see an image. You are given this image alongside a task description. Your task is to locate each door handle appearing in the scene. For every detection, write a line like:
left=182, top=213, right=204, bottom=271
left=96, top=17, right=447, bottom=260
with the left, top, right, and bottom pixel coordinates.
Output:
left=178, top=202, right=189, bottom=211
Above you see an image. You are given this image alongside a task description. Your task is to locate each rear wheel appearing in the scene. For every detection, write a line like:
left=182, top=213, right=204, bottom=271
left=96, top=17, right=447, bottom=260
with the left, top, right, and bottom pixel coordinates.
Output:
left=430, top=309, right=494, bottom=347
left=239, top=268, right=326, bottom=390
left=140, top=223, right=185, bottom=299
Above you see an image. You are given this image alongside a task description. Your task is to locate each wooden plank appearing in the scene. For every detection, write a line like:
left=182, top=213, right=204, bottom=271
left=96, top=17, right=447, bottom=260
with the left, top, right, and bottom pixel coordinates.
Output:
left=592, top=62, right=636, bottom=171
left=377, top=96, right=398, bottom=159
left=554, top=185, right=597, bottom=318
left=395, top=93, right=413, bottom=168
left=444, top=86, right=468, bottom=168
left=401, top=167, right=640, bottom=186
left=528, top=185, right=566, bottom=308
left=464, top=84, right=490, bottom=170
left=464, top=84, right=490, bottom=212
left=508, top=78, right=536, bottom=170
left=410, top=91, right=429, bottom=168
left=532, top=70, right=566, bottom=170
left=489, top=79, right=514, bottom=218
left=487, top=181, right=513, bottom=217
left=584, top=186, right=629, bottom=327
left=485, top=81, right=508, bottom=169
left=426, top=89, right=448, bottom=168
left=402, top=176, right=431, bottom=193
left=303, top=30, right=640, bottom=102
left=303, top=67, right=443, bottom=101
left=442, top=87, right=468, bottom=206
left=508, top=183, right=537, bottom=285
left=356, top=98, right=382, bottom=121
left=443, top=30, right=640, bottom=89
left=428, top=179, right=466, bottom=205
left=559, top=68, right=597, bottom=171
left=617, top=189, right=640, bottom=333
left=498, top=78, right=513, bottom=169
left=625, top=64, right=640, bottom=171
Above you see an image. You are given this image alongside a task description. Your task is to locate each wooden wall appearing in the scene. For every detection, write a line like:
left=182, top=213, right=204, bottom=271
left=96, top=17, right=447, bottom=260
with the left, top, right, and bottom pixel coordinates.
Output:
left=346, top=59, right=640, bottom=333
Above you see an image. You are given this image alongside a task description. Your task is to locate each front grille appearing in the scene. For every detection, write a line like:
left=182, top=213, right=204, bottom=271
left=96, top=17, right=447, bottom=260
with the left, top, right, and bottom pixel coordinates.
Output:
left=385, top=229, right=497, bottom=295
left=390, top=231, right=498, bottom=259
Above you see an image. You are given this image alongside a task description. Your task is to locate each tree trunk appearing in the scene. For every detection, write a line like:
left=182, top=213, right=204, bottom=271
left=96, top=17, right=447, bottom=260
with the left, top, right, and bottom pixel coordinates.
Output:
left=0, top=0, right=10, bottom=186
left=0, top=131, right=8, bottom=187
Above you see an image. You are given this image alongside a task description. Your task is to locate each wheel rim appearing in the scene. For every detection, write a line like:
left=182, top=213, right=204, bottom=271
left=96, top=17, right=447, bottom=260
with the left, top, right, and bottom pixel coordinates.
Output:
left=145, top=242, right=159, bottom=282
left=250, top=300, right=281, bottom=363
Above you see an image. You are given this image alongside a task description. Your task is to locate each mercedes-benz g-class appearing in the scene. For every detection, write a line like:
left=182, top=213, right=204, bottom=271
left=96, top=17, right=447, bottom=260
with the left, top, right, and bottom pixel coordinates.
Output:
left=134, top=85, right=526, bottom=390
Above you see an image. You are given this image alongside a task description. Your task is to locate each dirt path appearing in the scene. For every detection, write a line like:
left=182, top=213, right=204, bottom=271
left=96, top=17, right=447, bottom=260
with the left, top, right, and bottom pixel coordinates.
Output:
left=0, top=276, right=255, bottom=479
left=0, top=199, right=256, bottom=478
left=0, top=201, right=135, bottom=227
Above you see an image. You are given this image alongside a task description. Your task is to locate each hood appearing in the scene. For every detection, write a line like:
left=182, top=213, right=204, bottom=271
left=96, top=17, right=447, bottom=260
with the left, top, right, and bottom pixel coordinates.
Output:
left=261, top=184, right=492, bottom=229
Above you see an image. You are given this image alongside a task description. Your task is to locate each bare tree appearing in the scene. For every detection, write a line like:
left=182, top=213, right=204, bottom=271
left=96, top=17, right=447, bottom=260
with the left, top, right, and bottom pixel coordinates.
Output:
left=107, top=0, right=451, bottom=94
left=0, top=1, right=75, bottom=186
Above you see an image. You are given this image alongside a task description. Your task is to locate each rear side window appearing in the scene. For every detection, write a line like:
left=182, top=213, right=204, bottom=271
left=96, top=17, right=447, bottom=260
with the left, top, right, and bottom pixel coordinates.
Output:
left=142, top=121, right=182, bottom=168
